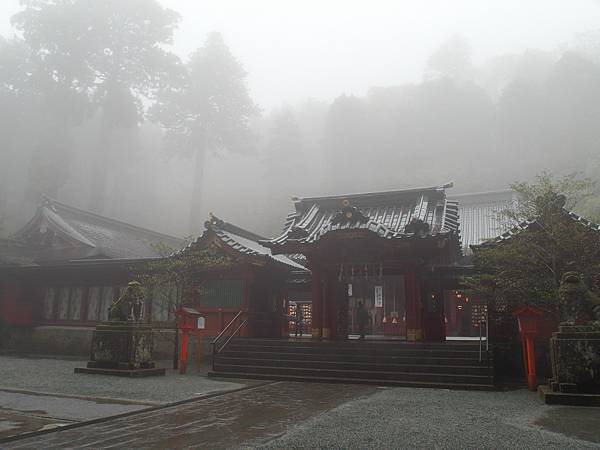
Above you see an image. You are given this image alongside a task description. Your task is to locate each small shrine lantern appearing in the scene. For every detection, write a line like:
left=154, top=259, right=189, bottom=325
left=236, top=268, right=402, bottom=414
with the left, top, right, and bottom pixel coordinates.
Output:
left=514, top=306, right=544, bottom=391
left=174, top=307, right=205, bottom=374
left=175, top=307, right=205, bottom=331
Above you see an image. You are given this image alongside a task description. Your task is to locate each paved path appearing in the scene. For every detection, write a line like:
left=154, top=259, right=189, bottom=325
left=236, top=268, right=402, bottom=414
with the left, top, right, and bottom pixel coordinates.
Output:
left=0, top=355, right=251, bottom=439
left=0, top=391, right=147, bottom=439
left=4, top=382, right=375, bottom=449
left=4, top=382, right=600, bottom=449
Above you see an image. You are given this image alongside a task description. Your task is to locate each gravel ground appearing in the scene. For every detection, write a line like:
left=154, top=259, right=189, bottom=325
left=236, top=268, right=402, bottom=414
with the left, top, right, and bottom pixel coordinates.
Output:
left=0, top=355, right=246, bottom=404
left=261, top=387, right=600, bottom=449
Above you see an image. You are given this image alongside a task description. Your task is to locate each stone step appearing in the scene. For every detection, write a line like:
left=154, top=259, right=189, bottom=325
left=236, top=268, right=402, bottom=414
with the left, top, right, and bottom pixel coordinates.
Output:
left=213, top=363, right=493, bottom=385
left=214, top=356, right=493, bottom=376
left=225, top=344, right=488, bottom=359
left=220, top=350, right=491, bottom=366
left=208, top=371, right=495, bottom=390
left=229, top=338, right=482, bottom=350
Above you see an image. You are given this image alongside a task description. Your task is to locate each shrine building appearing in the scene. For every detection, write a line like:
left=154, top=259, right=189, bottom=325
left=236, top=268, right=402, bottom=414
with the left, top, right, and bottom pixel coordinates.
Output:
left=0, top=186, right=518, bottom=356
left=263, top=184, right=465, bottom=341
left=0, top=198, right=304, bottom=355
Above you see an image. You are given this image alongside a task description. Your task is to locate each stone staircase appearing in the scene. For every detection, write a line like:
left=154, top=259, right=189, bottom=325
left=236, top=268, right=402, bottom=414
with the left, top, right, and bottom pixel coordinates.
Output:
left=208, top=338, right=495, bottom=390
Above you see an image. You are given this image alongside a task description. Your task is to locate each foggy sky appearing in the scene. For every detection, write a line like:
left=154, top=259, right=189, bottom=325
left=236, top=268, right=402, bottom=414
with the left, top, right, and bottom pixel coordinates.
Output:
left=2, top=0, right=600, bottom=109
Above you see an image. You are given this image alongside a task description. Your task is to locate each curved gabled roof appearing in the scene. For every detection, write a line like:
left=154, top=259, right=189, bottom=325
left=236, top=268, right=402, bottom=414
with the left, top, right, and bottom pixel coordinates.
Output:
left=14, top=197, right=185, bottom=261
left=178, top=214, right=307, bottom=272
left=263, top=184, right=460, bottom=251
left=472, top=207, right=600, bottom=250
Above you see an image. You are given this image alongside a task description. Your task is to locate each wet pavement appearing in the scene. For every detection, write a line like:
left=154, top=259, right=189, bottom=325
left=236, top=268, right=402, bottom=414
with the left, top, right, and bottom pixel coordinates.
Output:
left=2, top=378, right=599, bottom=448
left=3, top=381, right=376, bottom=449
left=0, top=355, right=252, bottom=440
left=0, top=390, right=147, bottom=439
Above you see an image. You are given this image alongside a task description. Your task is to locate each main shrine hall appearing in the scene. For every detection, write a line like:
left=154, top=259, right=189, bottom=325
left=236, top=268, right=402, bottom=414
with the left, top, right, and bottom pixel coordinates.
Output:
left=264, top=184, right=465, bottom=342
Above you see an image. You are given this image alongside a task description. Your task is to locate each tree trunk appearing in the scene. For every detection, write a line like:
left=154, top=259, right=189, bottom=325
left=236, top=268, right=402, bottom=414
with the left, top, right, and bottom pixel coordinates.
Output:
left=89, top=118, right=111, bottom=214
left=189, top=147, right=206, bottom=235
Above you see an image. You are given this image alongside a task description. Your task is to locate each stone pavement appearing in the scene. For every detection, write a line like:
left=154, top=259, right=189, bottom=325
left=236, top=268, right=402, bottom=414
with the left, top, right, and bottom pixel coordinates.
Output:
left=3, top=382, right=375, bottom=449
left=0, top=390, right=147, bottom=439
left=0, top=355, right=251, bottom=439
left=3, top=380, right=600, bottom=449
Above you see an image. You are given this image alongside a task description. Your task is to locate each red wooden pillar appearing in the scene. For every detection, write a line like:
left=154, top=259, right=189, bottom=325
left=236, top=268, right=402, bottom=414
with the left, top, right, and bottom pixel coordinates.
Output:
left=179, top=330, right=189, bottom=374
left=448, top=291, right=458, bottom=335
left=321, top=272, right=339, bottom=340
left=281, top=285, right=289, bottom=338
left=241, top=266, right=253, bottom=337
left=405, top=268, right=423, bottom=341
left=325, top=274, right=337, bottom=340
left=310, top=265, right=323, bottom=339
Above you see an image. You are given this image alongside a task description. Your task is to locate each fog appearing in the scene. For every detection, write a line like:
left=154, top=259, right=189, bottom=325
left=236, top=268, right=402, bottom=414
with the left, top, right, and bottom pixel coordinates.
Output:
left=2, top=0, right=600, bottom=239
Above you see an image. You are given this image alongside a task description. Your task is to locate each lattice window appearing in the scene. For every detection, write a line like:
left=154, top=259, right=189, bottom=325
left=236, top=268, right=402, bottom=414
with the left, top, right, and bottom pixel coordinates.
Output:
left=43, top=288, right=56, bottom=320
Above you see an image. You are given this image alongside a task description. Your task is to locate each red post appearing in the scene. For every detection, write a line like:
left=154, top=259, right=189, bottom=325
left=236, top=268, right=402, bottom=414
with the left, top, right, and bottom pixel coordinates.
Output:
left=179, top=330, right=189, bottom=374
left=525, top=335, right=537, bottom=391
left=310, top=265, right=322, bottom=339
left=514, top=306, right=543, bottom=392
left=404, top=268, right=422, bottom=341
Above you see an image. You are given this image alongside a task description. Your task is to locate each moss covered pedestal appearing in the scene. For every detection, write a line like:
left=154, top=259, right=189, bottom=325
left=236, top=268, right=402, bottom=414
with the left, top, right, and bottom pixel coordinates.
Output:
left=539, top=325, right=600, bottom=405
left=75, top=322, right=165, bottom=377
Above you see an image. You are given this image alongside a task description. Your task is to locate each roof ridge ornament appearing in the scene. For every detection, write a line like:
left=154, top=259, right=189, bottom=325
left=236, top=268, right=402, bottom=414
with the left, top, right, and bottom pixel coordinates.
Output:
left=331, top=199, right=369, bottom=225
left=404, top=218, right=431, bottom=237
left=205, top=212, right=225, bottom=229
left=288, top=226, right=309, bottom=240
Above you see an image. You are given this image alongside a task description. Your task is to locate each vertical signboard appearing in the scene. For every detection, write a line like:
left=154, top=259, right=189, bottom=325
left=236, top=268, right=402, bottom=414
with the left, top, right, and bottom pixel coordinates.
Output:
left=375, top=285, right=383, bottom=307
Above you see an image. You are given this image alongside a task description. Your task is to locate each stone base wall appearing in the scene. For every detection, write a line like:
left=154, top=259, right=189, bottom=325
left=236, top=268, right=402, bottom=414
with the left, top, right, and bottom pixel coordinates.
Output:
left=549, top=325, right=600, bottom=394
left=0, top=325, right=199, bottom=361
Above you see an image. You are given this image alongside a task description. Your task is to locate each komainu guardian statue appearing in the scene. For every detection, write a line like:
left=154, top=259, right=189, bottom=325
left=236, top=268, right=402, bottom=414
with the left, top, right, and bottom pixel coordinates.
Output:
left=75, top=280, right=164, bottom=377
left=558, top=271, right=600, bottom=326
left=108, top=281, right=145, bottom=322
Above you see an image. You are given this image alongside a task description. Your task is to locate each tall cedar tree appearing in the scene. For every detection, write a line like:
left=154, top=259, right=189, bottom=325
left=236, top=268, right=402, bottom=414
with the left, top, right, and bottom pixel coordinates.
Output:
left=151, top=32, right=259, bottom=234
left=12, top=0, right=181, bottom=213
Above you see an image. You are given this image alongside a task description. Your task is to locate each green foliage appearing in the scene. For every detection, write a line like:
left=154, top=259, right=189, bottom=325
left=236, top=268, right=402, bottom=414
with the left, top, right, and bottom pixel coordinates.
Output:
left=467, top=173, right=600, bottom=309
left=426, top=35, right=474, bottom=83
left=507, top=171, right=596, bottom=222
left=10, top=0, right=182, bottom=211
left=151, top=31, right=259, bottom=231
left=152, top=32, right=259, bottom=157
left=135, top=244, right=239, bottom=307
left=12, top=0, right=181, bottom=109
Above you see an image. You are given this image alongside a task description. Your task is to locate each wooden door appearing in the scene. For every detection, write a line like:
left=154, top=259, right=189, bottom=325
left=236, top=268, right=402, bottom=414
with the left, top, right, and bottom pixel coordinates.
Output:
left=422, top=290, right=445, bottom=342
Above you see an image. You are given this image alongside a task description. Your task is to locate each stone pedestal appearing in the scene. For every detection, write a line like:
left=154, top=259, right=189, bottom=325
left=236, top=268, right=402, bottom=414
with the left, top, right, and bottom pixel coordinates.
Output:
left=539, top=325, right=600, bottom=405
left=75, top=322, right=165, bottom=377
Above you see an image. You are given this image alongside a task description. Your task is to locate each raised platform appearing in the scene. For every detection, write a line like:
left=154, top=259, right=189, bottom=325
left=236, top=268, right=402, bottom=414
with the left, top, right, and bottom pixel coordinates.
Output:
left=75, top=321, right=165, bottom=377
left=538, top=385, right=600, bottom=406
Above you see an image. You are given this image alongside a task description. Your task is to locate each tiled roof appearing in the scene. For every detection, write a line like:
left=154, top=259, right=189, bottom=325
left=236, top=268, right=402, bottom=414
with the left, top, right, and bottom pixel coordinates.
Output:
left=0, top=239, right=36, bottom=267
left=14, top=197, right=185, bottom=262
left=180, top=215, right=307, bottom=271
left=264, top=185, right=460, bottom=249
left=476, top=209, right=600, bottom=248
left=448, top=190, right=516, bottom=254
